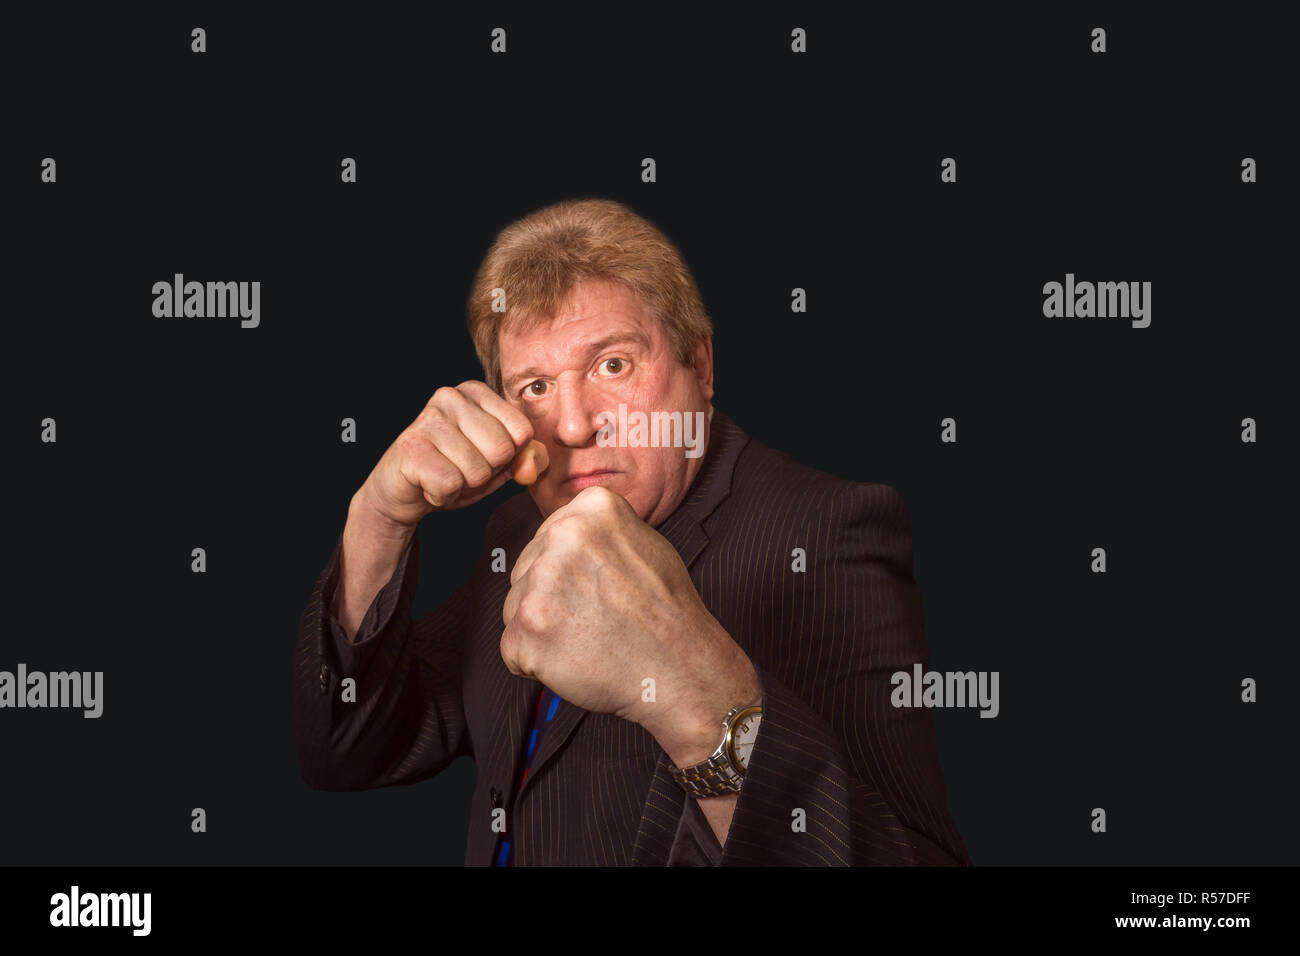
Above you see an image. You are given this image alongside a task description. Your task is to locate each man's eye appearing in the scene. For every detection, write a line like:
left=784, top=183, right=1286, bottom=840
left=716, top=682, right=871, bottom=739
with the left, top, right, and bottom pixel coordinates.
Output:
left=525, top=381, right=548, bottom=397
left=600, top=358, right=627, bottom=375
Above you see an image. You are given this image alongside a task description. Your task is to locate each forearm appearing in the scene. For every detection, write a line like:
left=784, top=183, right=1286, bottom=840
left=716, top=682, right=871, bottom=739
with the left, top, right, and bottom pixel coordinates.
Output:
left=297, top=517, right=474, bottom=791
left=693, top=793, right=739, bottom=847
left=649, top=624, right=762, bottom=852
left=338, top=488, right=418, bottom=642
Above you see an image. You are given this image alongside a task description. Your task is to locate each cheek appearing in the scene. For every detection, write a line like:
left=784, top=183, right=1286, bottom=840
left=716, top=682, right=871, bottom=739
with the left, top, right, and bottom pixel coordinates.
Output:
left=624, top=447, right=669, bottom=488
left=625, top=378, right=664, bottom=410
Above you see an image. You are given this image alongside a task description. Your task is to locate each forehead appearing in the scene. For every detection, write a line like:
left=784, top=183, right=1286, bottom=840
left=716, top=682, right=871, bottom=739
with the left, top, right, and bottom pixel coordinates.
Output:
left=499, top=279, right=664, bottom=370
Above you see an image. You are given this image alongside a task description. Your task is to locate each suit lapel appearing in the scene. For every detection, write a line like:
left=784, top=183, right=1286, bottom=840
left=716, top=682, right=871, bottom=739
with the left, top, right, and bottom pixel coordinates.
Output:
left=630, top=752, right=686, bottom=865
left=519, top=691, right=585, bottom=793
left=482, top=670, right=536, bottom=792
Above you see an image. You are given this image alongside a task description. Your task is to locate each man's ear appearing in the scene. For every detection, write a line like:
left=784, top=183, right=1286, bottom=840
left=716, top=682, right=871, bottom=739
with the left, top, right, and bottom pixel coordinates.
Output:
left=692, top=337, right=715, bottom=403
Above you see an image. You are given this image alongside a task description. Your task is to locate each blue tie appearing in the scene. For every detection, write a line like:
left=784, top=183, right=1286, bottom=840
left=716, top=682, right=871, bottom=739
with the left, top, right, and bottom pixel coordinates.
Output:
left=494, top=685, right=561, bottom=866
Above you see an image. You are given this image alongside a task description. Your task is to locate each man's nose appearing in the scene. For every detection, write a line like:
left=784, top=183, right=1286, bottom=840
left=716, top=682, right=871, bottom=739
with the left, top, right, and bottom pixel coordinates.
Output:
left=551, top=375, right=604, bottom=448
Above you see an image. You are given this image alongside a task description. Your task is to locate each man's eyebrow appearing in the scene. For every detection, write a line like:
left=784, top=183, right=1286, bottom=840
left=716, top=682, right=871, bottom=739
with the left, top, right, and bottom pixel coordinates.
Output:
left=502, top=330, right=652, bottom=391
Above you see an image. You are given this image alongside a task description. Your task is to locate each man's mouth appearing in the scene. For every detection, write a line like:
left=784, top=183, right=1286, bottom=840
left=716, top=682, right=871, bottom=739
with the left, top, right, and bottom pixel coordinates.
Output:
left=564, top=470, right=621, bottom=490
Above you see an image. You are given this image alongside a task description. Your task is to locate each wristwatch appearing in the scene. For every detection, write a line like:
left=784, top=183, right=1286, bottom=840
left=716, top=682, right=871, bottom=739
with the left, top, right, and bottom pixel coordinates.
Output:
left=669, top=699, right=763, bottom=797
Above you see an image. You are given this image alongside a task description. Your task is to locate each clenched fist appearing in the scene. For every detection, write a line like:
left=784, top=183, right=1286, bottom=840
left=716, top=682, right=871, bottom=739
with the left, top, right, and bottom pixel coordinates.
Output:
left=359, top=380, right=550, bottom=530
left=500, top=485, right=761, bottom=767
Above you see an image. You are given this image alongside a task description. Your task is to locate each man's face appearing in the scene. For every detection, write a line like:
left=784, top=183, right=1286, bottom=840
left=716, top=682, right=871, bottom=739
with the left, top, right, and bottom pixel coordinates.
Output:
left=498, top=278, right=714, bottom=527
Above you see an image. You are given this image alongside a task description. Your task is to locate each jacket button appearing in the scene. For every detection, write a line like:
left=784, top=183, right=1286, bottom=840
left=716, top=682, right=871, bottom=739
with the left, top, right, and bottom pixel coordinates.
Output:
left=319, top=663, right=329, bottom=694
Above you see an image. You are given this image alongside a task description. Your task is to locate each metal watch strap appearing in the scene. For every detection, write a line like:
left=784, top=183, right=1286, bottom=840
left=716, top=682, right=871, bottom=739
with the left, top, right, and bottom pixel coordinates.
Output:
left=669, top=701, right=758, bottom=798
left=672, top=748, right=744, bottom=798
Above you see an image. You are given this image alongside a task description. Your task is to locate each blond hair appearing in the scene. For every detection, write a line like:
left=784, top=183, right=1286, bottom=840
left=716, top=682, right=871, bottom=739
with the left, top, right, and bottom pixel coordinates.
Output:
left=467, top=198, right=713, bottom=394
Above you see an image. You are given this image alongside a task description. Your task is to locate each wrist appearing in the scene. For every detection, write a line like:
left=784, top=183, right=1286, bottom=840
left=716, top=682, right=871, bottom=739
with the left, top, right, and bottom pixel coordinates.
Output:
left=336, top=489, right=417, bottom=642
left=655, top=706, right=729, bottom=770
left=349, top=485, right=418, bottom=543
left=652, top=659, right=762, bottom=770
left=667, top=695, right=765, bottom=801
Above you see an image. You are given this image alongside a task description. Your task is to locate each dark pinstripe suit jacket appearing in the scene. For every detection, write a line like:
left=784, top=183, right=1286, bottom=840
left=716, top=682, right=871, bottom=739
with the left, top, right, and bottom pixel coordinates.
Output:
left=295, top=408, right=972, bottom=866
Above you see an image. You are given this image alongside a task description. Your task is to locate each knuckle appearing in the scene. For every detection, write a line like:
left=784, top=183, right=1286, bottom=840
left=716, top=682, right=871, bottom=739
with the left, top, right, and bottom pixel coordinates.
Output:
left=516, top=593, right=547, bottom=632
left=419, top=407, right=452, bottom=437
left=499, top=633, right=519, bottom=673
left=548, top=520, right=582, bottom=548
left=484, top=435, right=516, bottom=466
left=525, top=552, right=554, bottom=584
left=505, top=409, right=533, bottom=440
left=431, top=461, right=464, bottom=494
left=501, top=623, right=534, bottom=673
left=464, top=458, right=493, bottom=486
left=395, top=430, right=422, bottom=458
left=588, top=485, right=618, bottom=508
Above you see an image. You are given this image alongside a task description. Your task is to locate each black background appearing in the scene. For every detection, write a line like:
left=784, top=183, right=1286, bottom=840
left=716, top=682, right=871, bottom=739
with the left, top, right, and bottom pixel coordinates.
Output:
left=2, top=4, right=1294, bottom=866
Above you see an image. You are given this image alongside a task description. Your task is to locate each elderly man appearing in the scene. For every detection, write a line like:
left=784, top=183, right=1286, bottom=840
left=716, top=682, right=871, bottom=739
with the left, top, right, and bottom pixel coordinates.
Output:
left=294, top=198, right=971, bottom=866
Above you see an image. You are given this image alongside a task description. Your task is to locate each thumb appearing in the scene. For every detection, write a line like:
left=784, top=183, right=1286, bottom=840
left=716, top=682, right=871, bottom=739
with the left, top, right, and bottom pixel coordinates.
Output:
left=511, top=440, right=550, bottom=486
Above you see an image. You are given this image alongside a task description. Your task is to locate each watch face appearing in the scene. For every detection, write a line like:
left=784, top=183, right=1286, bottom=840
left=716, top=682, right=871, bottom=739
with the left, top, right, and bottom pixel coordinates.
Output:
left=727, top=707, right=762, bottom=772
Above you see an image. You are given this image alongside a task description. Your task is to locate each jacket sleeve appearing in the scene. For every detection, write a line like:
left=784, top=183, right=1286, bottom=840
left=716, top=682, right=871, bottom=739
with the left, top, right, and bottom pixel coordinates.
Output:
left=692, top=482, right=972, bottom=866
left=294, top=527, right=478, bottom=791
